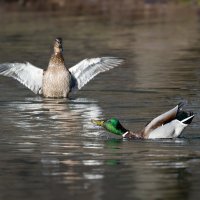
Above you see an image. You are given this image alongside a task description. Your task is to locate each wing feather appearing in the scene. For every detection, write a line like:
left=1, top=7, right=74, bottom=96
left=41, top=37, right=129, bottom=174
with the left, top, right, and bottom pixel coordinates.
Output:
left=142, top=104, right=180, bottom=137
left=0, top=62, right=43, bottom=94
left=69, top=57, right=124, bottom=90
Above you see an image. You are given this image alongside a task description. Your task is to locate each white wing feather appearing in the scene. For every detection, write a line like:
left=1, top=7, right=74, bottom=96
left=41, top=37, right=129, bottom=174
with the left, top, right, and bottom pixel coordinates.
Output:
left=0, top=62, right=43, bottom=94
left=69, top=57, right=124, bottom=90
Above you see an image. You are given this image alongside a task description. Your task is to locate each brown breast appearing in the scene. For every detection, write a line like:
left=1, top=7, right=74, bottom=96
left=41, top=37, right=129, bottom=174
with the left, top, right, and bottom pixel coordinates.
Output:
left=42, top=53, right=71, bottom=98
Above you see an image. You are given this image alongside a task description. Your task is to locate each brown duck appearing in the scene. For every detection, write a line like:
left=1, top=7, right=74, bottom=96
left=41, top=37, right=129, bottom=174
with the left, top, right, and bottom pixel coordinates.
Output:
left=0, top=38, right=123, bottom=98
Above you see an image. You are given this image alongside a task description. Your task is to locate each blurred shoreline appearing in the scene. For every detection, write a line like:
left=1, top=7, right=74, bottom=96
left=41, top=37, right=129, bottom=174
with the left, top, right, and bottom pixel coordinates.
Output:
left=0, top=0, right=199, bottom=18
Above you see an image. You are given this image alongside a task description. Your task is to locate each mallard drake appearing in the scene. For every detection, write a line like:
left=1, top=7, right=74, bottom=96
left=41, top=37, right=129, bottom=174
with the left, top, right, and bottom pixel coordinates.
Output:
left=0, top=38, right=123, bottom=98
left=92, top=103, right=194, bottom=139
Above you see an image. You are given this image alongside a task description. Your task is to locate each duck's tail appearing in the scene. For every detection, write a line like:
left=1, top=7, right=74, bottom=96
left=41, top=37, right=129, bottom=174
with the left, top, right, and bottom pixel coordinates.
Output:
left=180, top=113, right=194, bottom=124
left=176, top=110, right=194, bottom=125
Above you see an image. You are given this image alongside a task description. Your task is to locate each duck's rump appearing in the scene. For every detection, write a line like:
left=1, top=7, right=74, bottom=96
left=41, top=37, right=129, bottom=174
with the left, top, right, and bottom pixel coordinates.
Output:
left=147, top=119, right=187, bottom=139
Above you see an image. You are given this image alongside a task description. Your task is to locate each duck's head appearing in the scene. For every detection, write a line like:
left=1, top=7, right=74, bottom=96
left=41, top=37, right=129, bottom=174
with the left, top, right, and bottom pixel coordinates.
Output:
left=92, top=118, right=128, bottom=136
left=54, top=37, right=63, bottom=54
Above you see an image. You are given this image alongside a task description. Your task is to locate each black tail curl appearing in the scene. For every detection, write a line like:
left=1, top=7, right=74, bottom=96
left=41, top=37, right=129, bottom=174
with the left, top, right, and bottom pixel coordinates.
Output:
left=176, top=110, right=194, bottom=125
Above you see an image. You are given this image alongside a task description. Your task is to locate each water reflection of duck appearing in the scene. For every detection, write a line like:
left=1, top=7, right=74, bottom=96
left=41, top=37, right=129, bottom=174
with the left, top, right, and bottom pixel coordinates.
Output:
left=5, top=97, right=103, bottom=135
left=92, top=103, right=194, bottom=139
left=0, top=38, right=123, bottom=98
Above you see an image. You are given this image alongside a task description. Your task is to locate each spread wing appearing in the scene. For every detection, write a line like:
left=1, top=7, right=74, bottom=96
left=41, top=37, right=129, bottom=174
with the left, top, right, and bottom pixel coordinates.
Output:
left=0, top=62, right=44, bottom=94
left=142, top=103, right=183, bottom=137
left=69, top=57, right=124, bottom=90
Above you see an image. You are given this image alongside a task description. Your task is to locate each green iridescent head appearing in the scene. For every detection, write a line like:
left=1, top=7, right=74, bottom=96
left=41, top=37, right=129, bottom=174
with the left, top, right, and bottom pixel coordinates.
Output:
left=92, top=118, right=127, bottom=136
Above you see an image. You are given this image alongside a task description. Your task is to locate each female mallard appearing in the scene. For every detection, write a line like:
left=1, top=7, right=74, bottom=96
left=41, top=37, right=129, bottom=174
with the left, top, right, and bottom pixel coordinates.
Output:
left=92, top=103, right=194, bottom=139
left=0, top=38, right=123, bottom=98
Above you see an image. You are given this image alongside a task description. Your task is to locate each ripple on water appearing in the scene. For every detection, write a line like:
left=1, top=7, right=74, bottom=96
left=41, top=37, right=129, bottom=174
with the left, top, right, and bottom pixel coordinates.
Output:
left=0, top=12, right=200, bottom=200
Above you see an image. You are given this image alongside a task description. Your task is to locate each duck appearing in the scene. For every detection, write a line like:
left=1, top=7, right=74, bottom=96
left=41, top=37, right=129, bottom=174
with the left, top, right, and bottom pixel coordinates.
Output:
left=0, top=38, right=123, bottom=98
left=92, top=103, right=194, bottom=139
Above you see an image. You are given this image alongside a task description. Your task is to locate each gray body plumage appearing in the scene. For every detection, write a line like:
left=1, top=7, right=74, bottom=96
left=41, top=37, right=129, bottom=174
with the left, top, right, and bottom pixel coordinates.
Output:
left=121, top=103, right=194, bottom=139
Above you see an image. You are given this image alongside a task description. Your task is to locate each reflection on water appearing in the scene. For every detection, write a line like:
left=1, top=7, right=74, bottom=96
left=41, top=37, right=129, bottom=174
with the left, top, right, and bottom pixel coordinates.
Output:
left=2, top=97, right=103, bottom=135
left=0, top=11, right=200, bottom=200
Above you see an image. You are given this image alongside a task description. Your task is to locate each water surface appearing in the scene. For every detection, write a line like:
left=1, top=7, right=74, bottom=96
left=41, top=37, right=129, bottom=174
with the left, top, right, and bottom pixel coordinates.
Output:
left=0, top=11, right=200, bottom=200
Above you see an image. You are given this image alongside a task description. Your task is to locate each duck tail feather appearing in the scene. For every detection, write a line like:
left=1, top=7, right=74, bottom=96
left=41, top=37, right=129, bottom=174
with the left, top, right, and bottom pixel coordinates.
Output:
left=181, top=113, right=194, bottom=124
left=178, top=102, right=184, bottom=112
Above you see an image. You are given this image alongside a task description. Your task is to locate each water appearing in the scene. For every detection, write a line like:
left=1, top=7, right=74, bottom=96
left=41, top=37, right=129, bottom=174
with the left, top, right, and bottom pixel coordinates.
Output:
left=0, top=11, right=200, bottom=200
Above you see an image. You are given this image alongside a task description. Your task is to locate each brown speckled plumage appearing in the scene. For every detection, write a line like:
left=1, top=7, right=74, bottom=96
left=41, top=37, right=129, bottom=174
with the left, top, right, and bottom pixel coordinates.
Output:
left=0, top=37, right=124, bottom=98
left=42, top=38, right=71, bottom=98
